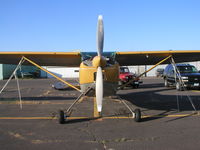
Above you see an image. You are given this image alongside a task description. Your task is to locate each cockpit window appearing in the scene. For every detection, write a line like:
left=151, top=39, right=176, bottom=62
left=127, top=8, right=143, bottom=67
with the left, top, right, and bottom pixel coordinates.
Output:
left=81, top=52, right=116, bottom=62
left=177, top=66, right=198, bottom=73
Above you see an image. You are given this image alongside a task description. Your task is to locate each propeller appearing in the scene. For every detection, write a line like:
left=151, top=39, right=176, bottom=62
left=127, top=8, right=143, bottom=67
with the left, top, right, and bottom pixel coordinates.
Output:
left=97, top=15, right=104, bottom=56
left=96, top=66, right=103, bottom=112
left=95, top=15, right=104, bottom=113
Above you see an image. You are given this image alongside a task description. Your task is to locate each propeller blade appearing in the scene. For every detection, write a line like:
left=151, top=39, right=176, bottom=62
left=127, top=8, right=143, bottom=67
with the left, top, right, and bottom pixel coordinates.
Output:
left=97, top=15, right=104, bottom=56
left=95, top=67, right=103, bottom=112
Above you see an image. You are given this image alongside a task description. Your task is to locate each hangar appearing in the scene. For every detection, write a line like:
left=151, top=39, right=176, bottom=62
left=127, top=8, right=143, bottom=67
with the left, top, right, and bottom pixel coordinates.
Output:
left=0, top=64, right=39, bottom=80
left=40, top=66, right=79, bottom=78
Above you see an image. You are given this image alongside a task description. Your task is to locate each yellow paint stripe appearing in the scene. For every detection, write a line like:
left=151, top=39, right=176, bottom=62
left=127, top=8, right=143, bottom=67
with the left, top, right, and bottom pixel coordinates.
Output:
left=0, top=114, right=198, bottom=120
left=192, top=90, right=200, bottom=92
left=142, top=113, right=198, bottom=118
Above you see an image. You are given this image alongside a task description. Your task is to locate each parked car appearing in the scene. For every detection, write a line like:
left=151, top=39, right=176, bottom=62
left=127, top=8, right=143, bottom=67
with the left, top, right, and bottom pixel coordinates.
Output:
left=20, top=71, right=40, bottom=78
left=156, top=68, right=164, bottom=77
left=119, top=66, right=142, bottom=89
left=163, top=64, right=200, bottom=90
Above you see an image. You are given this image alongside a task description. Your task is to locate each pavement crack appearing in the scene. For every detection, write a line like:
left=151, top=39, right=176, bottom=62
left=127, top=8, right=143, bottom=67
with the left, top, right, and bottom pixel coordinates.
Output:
left=77, top=122, right=107, bottom=150
left=100, top=136, right=160, bottom=144
left=31, top=139, right=68, bottom=144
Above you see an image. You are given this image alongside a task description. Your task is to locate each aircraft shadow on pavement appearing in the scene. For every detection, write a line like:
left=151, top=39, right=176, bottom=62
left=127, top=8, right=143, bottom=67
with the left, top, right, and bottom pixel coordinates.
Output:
left=63, top=117, right=99, bottom=124
left=0, top=96, right=77, bottom=101
left=118, top=83, right=200, bottom=122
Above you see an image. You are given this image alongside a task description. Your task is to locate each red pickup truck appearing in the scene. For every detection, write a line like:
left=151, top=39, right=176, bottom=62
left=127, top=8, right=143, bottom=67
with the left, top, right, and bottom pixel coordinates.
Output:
left=119, top=66, right=142, bottom=89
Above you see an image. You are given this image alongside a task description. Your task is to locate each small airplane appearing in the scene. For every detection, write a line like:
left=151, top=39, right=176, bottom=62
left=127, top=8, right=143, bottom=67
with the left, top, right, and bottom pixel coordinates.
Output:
left=1, top=15, right=200, bottom=123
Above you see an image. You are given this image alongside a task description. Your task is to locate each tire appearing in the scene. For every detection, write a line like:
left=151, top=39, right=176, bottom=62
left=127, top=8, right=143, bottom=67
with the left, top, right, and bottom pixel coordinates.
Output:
left=164, top=79, right=169, bottom=87
left=132, top=84, right=139, bottom=88
left=134, top=109, right=141, bottom=122
left=58, top=110, right=65, bottom=124
left=135, top=84, right=139, bottom=88
left=176, top=82, right=183, bottom=91
left=118, top=81, right=123, bottom=86
left=118, top=86, right=124, bottom=90
left=118, top=81, right=124, bottom=90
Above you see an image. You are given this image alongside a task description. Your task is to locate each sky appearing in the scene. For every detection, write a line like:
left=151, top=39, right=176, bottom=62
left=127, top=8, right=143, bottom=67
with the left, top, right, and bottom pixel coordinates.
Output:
left=0, top=0, right=200, bottom=52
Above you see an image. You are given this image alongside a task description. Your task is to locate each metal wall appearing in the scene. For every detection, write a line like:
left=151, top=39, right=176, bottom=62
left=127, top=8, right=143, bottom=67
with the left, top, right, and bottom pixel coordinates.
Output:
left=0, top=64, right=3, bottom=80
left=40, top=67, right=79, bottom=78
left=3, top=64, right=17, bottom=79
left=0, top=64, right=39, bottom=80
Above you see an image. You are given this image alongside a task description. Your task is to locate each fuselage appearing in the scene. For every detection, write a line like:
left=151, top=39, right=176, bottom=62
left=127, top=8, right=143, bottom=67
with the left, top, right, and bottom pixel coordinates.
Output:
left=79, top=52, right=119, bottom=96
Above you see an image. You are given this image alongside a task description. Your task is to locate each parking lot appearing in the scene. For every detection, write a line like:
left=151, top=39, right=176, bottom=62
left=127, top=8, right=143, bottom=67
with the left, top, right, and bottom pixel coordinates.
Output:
left=0, top=77, right=200, bottom=150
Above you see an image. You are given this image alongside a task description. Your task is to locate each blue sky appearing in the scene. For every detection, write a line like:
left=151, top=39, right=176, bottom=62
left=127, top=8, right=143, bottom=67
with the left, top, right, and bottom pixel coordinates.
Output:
left=0, top=0, right=200, bottom=52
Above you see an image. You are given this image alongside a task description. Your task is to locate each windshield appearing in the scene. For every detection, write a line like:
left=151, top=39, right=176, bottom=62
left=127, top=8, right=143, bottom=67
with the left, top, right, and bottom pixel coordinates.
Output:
left=177, top=66, right=198, bottom=73
left=81, top=52, right=116, bottom=61
left=120, top=67, right=129, bottom=73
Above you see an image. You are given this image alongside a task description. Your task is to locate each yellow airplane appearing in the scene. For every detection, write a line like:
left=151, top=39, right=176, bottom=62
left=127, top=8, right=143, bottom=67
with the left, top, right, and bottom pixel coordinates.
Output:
left=1, top=15, right=200, bottom=123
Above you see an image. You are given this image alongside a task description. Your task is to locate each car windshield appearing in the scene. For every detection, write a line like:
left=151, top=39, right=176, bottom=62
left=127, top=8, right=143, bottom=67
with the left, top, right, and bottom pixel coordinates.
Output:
left=157, top=69, right=164, bottom=72
left=177, top=66, right=198, bottom=73
left=120, top=67, right=129, bottom=73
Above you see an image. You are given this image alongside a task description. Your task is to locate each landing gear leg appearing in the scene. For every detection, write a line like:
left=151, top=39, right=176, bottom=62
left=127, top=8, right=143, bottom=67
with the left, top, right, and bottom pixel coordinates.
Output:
left=58, top=87, right=93, bottom=124
left=118, top=96, right=142, bottom=122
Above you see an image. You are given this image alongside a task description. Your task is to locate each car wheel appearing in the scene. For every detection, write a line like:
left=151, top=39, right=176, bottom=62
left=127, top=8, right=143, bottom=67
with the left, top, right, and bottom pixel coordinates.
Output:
left=118, top=81, right=125, bottom=90
left=164, top=79, right=169, bottom=87
left=132, top=84, right=139, bottom=88
left=118, top=81, right=123, bottom=86
left=176, top=82, right=183, bottom=91
left=58, top=110, right=65, bottom=124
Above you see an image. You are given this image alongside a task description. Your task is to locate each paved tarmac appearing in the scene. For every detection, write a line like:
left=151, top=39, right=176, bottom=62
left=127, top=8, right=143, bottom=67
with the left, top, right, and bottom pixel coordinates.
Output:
left=0, top=77, right=200, bottom=150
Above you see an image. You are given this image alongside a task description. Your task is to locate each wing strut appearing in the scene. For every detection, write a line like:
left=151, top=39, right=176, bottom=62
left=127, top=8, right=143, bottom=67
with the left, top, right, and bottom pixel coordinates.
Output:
left=0, top=57, right=25, bottom=109
left=170, top=57, right=197, bottom=112
left=22, top=56, right=81, bottom=92
left=119, top=55, right=172, bottom=89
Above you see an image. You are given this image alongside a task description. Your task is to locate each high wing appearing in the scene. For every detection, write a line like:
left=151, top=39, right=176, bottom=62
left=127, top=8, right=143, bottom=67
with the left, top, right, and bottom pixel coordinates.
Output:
left=1, top=50, right=200, bottom=67
left=116, top=50, right=200, bottom=66
left=0, top=52, right=81, bottom=67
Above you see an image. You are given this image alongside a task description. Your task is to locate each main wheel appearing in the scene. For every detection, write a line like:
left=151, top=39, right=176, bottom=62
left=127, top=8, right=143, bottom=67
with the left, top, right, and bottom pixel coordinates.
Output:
left=58, top=110, right=65, bottom=124
left=134, top=108, right=141, bottom=122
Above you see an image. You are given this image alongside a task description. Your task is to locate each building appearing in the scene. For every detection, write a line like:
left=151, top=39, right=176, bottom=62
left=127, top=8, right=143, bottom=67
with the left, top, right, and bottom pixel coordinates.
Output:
left=0, top=64, right=39, bottom=80
left=129, top=61, right=200, bottom=77
left=40, top=67, right=79, bottom=78
left=0, top=64, right=17, bottom=80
